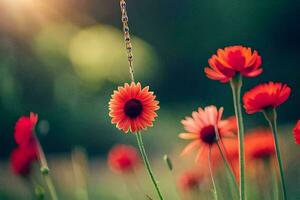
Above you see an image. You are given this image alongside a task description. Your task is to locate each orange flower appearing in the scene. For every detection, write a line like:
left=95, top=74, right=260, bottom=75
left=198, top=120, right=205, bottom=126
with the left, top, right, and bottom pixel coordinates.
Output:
left=179, top=105, right=236, bottom=163
left=243, top=82, right=291, bottom=114
left=245, top=129, right=275, bottom=160
left=293, top=120, right=300, bottom=145
left=107, top=144, right=140, bottom=174
left=109, top=82, right=159, bottom=133
left=205, top=46, right=262, bottom=83
left=177, top=170, right=202, bottom=192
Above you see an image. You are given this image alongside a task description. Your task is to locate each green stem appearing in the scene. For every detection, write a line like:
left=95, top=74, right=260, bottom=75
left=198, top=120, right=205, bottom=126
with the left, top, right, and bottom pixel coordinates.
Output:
left=43, top=175, right=58, bottom=200
left=263, top=109, right=287, bottom=200
left=34, top=135, right=58, bottom=200
left=208, top=147, right=218, bottom=200
left=216, top=142, right=239, bottom=197
left=230, top=74, right=245, bottom=200
left=135, top=132, right=165, bottom=200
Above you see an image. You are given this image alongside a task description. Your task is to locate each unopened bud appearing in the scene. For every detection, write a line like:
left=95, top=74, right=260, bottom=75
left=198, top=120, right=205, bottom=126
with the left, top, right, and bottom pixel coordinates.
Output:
left=40, top=166, right=49, bottom=175
left=35, top=185, right=45, bottom=200
left=163, top=154, right=173, bottom=171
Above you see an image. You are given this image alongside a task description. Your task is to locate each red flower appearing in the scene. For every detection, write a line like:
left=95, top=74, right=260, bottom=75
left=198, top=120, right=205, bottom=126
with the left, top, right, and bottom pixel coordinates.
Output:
left=205, top=46, right=262, bottom=83
left=14, top=112, right=38, bottom=145
left=179, top=105, right=236, bottom=163
left=109, top=82, right=159, bottom=133
left=243, top=82, right=291, bottom=114
left=178, top=170, right=202, bottom=192
left=10, top=139, right=38, bottom=176
left=108, top=144, right=140, bottom=174
left=245, top=129, right=275, bottom=160
left=293, top=120, right=300, bottom=145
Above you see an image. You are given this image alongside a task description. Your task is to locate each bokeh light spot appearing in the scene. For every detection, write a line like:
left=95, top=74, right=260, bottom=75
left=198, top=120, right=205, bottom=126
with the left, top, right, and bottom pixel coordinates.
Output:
left=69, top=25, right=159, bottom=85
left=32, top=23, right=79, bottom=68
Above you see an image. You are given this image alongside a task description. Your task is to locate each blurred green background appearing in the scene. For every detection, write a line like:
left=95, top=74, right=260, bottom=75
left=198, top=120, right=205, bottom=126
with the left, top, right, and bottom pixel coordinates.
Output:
left=0, top=0, right=300, bottom=199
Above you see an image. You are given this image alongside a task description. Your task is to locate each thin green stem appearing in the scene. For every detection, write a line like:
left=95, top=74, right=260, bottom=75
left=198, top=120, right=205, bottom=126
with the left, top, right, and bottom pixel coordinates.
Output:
left=34, top=135, right=58, bottom=200
left=230, top=75, right=245, bottom=200
left=214, top=125, right=238, bottom=197
left=208, top=147, right=218, bottom=200
left=43, top=175, right=58, bottom=200
left=216, top=142, right=239, bottom=197
left=135, top=132, right=165, bottom=200
left=263, top=109, right=287, bottom=200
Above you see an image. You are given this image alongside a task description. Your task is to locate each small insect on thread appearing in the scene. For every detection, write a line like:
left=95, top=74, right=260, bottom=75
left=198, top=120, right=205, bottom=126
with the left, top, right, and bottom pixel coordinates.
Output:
left=120, top=0, right=135, bottom=82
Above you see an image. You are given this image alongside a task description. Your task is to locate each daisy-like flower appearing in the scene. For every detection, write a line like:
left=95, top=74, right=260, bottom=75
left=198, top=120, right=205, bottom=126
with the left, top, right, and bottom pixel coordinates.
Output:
left=204, top=45, right=262, bottom=83
left=178, top=170, right=202, bottom=192
left=108, top=144, right=140, bottom=174
left=14, top=112, right=38, bottom=145
left=179, top=105, right=236, bottom=163
left=243, top=82, right=291, bottom=114
left=109, top=82, right=159, bottom=133
left=293, top=120, right=300, bottom=145
left=245, top=129, right=275, bottom=160
left=10, top=139, right=38, bottom=176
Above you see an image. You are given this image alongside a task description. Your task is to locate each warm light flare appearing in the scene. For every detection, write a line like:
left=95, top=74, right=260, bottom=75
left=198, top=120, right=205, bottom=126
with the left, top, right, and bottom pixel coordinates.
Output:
left=0, top=0, right=76, bottom=35
left=2, top=0, right=37, bottom=6
left=0, top=0, right=45, bottom=35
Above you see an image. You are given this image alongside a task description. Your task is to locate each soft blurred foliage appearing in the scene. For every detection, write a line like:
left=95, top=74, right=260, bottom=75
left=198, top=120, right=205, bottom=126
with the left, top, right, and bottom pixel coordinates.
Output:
left=0, top=0, right=300, bottom=199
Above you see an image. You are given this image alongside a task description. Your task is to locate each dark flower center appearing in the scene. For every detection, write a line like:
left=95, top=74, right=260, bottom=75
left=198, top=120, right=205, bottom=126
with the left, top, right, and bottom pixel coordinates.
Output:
left=118, top=157, right=133, bottom=170
left=124, top=98, right=143, bottom=119
left=200, top=125, right=216, bottom=145
left=186, top=177, right=200, bottom=189
left=253, top=149, right=274, bottom=160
